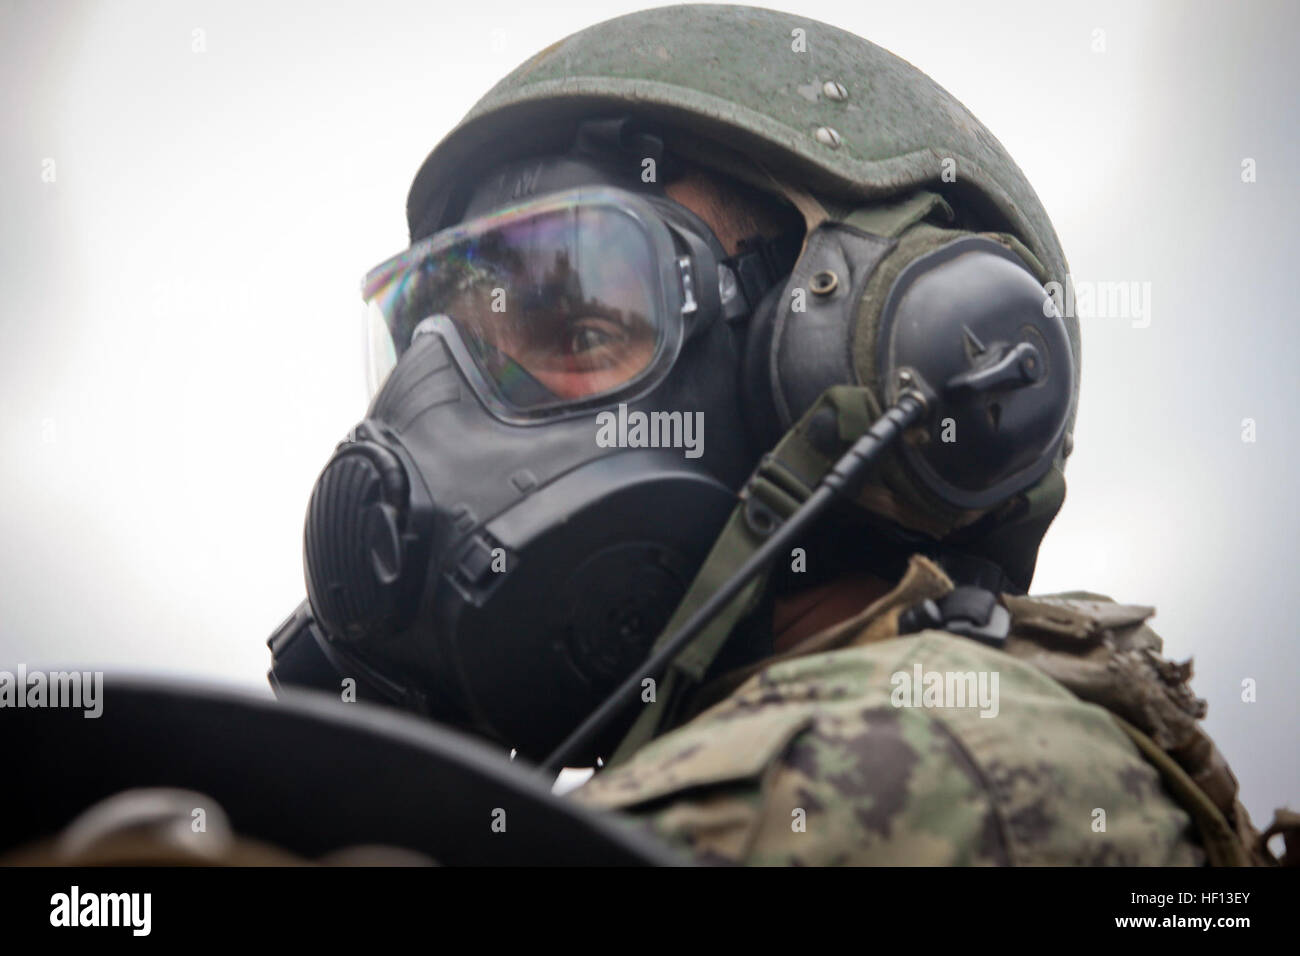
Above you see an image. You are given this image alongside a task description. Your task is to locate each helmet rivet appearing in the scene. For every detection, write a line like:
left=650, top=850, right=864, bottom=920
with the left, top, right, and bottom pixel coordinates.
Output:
left=814, top=125, right=842, bottom=149
left=810, top=269, right=838, bottom=296
left=822, top=80, right=848, bottom=101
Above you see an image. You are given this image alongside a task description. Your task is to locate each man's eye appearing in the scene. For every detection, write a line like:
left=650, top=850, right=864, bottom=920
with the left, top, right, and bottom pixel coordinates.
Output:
left=566, top=320, right=622, bottom=355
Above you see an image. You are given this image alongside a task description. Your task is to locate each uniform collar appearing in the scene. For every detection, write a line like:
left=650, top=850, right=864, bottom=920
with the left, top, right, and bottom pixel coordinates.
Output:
left=687, top=554, right=955, bottom=717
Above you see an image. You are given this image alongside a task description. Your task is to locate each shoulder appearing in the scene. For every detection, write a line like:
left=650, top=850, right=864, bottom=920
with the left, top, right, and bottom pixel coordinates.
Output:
left=573, top=630, right=1204, bottom=865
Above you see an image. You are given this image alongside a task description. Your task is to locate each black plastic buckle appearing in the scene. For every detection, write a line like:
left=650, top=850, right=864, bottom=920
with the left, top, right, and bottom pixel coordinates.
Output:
left=898, top=586, right=1011, bottom=648
left=741, top=453, right=814, bottom=536
left=723, top=228, right=802, bottom=316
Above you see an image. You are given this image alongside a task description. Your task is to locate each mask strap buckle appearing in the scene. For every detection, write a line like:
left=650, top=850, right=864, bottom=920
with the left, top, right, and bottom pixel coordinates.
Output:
left=719, top=229, right=803, bottom=321
left=742, top=451, right=815, bottom=536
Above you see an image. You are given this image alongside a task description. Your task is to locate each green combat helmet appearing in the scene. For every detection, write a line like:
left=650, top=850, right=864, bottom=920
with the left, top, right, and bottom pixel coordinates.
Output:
left=407, top=3, right=1071, bottom=293
left=406, top=4, right=1079, bottom=585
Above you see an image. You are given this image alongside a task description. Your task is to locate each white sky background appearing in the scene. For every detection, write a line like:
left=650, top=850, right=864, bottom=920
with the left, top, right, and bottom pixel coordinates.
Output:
left=2, top=0, right=1296, bottom=827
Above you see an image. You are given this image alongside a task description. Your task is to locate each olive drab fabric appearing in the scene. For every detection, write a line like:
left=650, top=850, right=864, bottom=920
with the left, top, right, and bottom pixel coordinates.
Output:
left=574, top=555, right=1272, bottom=866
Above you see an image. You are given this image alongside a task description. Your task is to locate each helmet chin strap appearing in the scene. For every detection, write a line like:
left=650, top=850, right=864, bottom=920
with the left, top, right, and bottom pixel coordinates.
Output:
left=539, top=385, right=930, bottom=775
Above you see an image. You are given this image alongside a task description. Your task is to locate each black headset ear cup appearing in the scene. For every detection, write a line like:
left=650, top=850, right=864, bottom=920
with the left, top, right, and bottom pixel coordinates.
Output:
left=739, top=279, right=789, bottom=452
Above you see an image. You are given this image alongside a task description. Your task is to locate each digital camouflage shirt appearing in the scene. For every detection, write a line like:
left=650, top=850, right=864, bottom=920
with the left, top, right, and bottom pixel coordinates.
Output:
left=573, top=554, right=1227, bottom=866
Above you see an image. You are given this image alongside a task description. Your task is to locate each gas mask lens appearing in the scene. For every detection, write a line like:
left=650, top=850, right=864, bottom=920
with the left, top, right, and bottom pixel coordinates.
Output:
left=365, top=299, right=399, bottom=397
left=362, top=188, right=679, bottom=416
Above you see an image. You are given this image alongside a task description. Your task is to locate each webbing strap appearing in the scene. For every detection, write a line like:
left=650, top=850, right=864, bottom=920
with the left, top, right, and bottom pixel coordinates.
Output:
left=954, top=465, right=1066, bottom=594
left=608, top=388, right=872, bottom=765
left=1110, top=715, right=1251, bottom=867
left=838, top=190, right=955, bottom=238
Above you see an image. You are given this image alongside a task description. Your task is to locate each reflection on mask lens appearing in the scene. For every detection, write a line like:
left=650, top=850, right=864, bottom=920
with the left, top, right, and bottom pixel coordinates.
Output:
left=364, top=198, right=664, bottom=411
left=364, top=300, right=398, bottom=397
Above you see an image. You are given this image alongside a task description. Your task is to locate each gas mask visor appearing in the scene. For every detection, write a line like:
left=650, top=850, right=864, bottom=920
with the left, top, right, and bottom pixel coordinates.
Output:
left=362, top=186, right=725, bottom=423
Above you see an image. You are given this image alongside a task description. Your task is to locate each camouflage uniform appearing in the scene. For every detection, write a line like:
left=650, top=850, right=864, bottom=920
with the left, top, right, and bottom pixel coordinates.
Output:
left=575, top=555, right=1230, bottom=865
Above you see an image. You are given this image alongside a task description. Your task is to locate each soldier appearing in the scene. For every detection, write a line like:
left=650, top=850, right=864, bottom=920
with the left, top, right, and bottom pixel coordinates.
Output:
left=268, top=5, right=1289, bottom=865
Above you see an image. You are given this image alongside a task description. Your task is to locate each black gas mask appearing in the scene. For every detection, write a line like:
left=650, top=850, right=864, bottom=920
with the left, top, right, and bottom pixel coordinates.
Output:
left=270, top=120, right=1076, bottom=767
left=268, top=139, right=798, bottom=760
